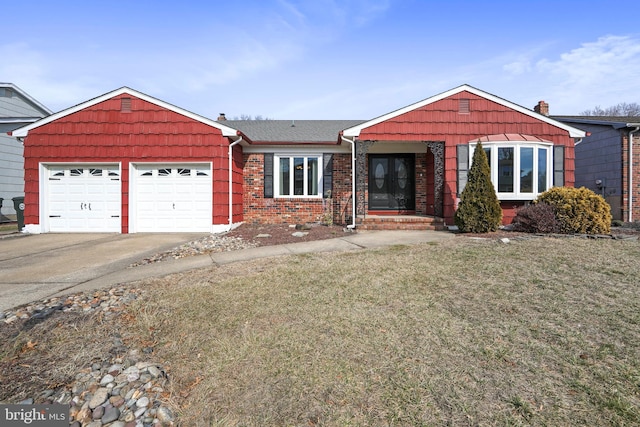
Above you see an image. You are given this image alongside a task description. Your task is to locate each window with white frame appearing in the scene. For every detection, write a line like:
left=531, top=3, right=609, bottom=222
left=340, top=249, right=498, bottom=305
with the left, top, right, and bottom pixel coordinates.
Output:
left=471, top=142, right=552, bottom=200
left=274, top=155, right=322, bottom=197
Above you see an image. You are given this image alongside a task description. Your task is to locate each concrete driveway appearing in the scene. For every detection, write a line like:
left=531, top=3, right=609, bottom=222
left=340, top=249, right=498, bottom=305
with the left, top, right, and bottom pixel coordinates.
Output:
left=0, top=229, right=455, bottom=313
left=0, top=233, right=206, bottom=312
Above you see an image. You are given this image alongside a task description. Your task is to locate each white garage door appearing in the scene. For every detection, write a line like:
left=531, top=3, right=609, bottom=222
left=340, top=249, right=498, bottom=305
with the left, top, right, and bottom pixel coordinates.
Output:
left=132, top=164, right=212, bottom=232
left=47, top=165, right=121, bottom=232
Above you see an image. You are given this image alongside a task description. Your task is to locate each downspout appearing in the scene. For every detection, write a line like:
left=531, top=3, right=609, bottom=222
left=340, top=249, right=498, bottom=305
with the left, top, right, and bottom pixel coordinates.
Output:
left=340, top=135, right=357, bottom=229
left=628, top=126, right=639, bottom=222
left=228, top=135, right=243, bottom=228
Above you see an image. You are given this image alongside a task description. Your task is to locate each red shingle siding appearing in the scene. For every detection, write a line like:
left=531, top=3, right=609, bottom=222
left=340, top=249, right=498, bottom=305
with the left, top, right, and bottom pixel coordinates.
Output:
left=501, top=202, right=527, bottom=224
left=443, top=146, right=459, bottom=223
left=358, top=91, right=576, bottom=225
left=23, top=94, right=240, bottom=232
left=242, top=153, right=352, bottom=225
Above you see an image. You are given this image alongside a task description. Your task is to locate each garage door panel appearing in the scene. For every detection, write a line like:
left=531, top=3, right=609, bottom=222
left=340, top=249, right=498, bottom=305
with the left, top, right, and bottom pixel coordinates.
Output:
left=46, top=166, right=121, bottom=233
left=133, top=164, right=212, bottom=232
left=68, top=187, right=85, bottom=197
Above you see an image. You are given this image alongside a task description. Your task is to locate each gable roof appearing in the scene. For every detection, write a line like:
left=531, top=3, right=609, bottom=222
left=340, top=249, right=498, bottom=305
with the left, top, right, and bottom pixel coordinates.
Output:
left=553, top=116, right=640, bottom=129
left=0, top=83, right=52, bottom=123
left=11, top=86, right=239, bottom=138
left=342, top=84, right=587, bottom=139
left=224, top=120, right=364, bottom=144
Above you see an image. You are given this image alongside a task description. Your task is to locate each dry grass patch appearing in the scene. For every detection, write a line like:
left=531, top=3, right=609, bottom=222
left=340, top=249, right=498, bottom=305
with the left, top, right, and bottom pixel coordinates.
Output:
left=0, top=310, right=124, bottom=401
left=127, top=238, right=640, bottom=426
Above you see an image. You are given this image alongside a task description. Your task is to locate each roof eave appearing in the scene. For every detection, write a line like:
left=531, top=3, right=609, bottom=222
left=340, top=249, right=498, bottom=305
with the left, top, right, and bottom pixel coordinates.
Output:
left=11, top=87, right=240, bottom=138
left=553, top=116, right=640, bottom=131
left=0, top=82, right=53, bottom=116
left=0, top=117, right=41, bottom=124
left=245, top=140, right=340, bottom=146
left=343, top=84, right=586, bottom=139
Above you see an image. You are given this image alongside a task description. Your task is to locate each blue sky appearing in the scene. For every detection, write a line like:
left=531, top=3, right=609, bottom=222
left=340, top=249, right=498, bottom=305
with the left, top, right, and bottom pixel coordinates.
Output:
left=3, top=0, right=639, bottom=119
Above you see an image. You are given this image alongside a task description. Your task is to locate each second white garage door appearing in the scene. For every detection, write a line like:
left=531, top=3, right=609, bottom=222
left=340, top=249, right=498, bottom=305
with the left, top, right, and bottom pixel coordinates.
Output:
left=132, top=164, right=212, bottom=232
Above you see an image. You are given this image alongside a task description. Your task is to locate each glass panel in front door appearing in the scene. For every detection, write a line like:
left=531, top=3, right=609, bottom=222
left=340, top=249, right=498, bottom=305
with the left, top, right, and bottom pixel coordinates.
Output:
left=368, top=155, right=415, bottom=210
left=369, top=157, right=390, bottom=209
left=394, top=157, right=415, bottom=210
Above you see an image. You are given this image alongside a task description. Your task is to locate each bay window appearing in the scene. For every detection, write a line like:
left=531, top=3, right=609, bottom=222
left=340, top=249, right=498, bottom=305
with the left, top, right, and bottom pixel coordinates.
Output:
left=470, top=143, right=552, bottom=199
left=275, top=155, right=321, bottom=197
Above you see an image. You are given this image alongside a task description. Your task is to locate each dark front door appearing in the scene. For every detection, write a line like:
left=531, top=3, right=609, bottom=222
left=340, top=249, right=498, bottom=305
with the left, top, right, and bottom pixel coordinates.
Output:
left=368, top=154, right=415, bottom=211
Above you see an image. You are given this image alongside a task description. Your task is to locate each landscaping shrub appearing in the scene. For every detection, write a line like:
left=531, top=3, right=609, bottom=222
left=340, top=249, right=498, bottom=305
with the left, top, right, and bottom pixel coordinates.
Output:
left=511, top=203, right=560, bottom=233
left=454, top=142, right=503, bottom=233
left=535, top=186, right=611, bottom=234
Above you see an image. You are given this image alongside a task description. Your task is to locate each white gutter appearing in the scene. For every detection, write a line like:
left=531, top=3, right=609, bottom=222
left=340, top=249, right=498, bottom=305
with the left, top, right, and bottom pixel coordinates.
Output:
left=228, top=136, right=243, bottom=227
left=340, top=135, right=357, bottom=229
left=628, top=126, right=639, bottom=222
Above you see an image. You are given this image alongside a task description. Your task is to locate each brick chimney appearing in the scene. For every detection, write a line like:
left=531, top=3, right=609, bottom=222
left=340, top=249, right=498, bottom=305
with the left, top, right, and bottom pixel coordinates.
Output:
left=217, top=113, right=227, bottom=121
left=534, top=101, right=549, bottom=116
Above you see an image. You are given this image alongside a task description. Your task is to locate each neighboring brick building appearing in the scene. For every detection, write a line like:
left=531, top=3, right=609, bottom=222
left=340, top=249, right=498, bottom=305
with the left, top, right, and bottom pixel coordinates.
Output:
left=554, top=116, right=640, bottom=222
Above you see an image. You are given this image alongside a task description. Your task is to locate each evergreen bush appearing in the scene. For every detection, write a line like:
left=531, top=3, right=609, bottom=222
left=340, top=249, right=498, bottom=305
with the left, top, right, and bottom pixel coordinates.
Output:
left=454, top=142, right=503, bottom=232
left=535, top=186, right=611, bottom=234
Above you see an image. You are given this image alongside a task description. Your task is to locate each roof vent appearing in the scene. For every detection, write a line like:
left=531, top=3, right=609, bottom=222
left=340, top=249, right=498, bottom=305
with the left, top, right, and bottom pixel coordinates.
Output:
left=459, top=98, right=470, bottom=114
left=121, top=97, right=132, bottom=112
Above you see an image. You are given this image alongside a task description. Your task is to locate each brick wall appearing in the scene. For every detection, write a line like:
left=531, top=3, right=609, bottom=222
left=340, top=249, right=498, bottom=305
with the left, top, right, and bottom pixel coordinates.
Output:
left=635, top=133, right=640, bottom=221
left=331, top=153, right=353, bottom=224
left=622, top=132, right=640, bottom=221
left=243, top=153, right=353, bottom=225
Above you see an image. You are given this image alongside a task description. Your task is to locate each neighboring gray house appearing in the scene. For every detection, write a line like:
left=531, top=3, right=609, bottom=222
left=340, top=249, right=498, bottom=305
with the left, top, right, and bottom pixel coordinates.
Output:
left=0, top=83, right=51, bottom=221
left=554, top=116, right=640, bottom=222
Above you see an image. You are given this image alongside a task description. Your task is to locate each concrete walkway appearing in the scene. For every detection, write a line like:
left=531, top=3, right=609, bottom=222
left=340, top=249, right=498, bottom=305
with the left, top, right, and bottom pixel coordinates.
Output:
left=0, top=230, right=454, bottom=312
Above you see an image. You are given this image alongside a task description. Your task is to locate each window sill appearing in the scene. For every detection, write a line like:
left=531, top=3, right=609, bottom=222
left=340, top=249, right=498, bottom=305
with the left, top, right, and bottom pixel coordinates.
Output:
left=497, top=194, right=537, bottom=201
left=274, top=196, right=323, bottom=200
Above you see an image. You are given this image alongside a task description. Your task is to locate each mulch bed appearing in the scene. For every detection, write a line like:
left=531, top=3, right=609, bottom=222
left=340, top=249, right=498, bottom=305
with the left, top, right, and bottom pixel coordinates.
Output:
left=224, top=223, right=352, bottom=246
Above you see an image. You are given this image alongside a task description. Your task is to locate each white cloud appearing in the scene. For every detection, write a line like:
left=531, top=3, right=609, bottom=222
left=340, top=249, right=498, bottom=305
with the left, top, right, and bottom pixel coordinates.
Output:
left=0, top=16, right=306, bottom=112
left=503, top=57, right=532, bottom=75
left=351, top=0, right=391, bottom=27
left=533, top=35, right=640, bottom=112
left=0, top=42, right=105, bottom=111
left=1, top=0, right=395, bottom=116
left=536, top=35, right=640, bottom=85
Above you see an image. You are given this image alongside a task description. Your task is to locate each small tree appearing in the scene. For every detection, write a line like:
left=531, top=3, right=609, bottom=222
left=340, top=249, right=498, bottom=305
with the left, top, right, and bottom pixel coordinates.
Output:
left=454, top=141, right=503, bottom=232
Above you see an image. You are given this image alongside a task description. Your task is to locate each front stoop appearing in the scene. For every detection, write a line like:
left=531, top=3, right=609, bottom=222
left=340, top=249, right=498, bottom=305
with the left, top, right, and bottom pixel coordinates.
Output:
left=357, top=215, right=446, bottom=231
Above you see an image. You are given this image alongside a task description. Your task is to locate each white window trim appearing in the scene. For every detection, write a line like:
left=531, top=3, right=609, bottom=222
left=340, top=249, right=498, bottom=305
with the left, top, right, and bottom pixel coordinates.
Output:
left=274, top=154, right=323, bottom=198
left=470, top=142, right=553, bottom=200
